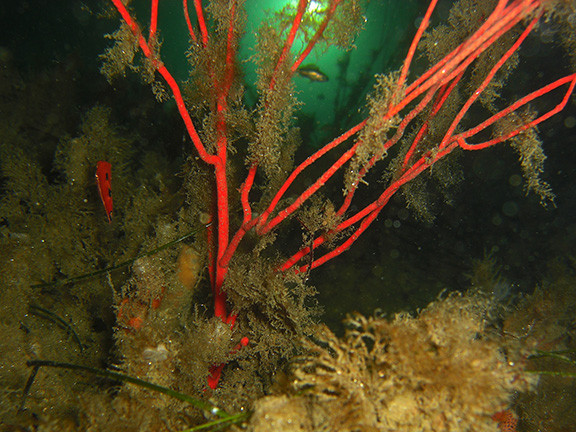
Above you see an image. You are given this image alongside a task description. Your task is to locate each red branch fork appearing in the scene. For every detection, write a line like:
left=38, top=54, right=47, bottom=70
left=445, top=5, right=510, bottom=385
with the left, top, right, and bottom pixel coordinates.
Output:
left=108, top=0, right=576, bottom=387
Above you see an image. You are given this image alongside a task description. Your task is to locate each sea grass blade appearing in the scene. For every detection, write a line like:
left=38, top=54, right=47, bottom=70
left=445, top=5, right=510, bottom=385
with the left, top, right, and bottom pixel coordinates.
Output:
left=25, top=360, right=231, bottom=418
left=526, top=370, right=576, bottom=378
left=181, top=412, right=249, bottom=432
left=18, top=364, right=39, bottom=413
left=524, top=349, right=576, bottom=378
left=29, top=304, right=84, bottom=352
left=529, top=349, right=576, bottom=366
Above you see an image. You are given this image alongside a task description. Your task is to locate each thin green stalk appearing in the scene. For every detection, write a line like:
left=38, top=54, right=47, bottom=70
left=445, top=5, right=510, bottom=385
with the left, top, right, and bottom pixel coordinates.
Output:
left=526, top=370, right=576, bottom=378
left=181, top=412, right=249, bottom=431
left=529, top=349, right=576, bottom=366
left=24, top=360, right=233, bottom=418
left=525, top=349, right=576, bottom=378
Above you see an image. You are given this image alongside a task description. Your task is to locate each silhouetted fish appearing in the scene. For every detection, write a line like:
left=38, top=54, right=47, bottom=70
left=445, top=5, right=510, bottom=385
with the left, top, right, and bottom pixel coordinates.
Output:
left=297, top=64, right=329, bottom=82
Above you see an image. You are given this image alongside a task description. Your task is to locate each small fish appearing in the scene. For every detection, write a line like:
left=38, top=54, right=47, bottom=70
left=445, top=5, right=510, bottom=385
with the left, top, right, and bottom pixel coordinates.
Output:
left=297, top=64, right=329, bottom=82
left=95, top=161, right=113, bottom=223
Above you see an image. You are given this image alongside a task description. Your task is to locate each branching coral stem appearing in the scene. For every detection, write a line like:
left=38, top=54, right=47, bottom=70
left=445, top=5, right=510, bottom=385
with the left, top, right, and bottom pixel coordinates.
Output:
left=279, top=0, right=574, bottom=273
left=182, top=0, right=198, bottom=44
left=108, top=0, right=574, bottom=387
left=292, top=0, right=343, bottom=72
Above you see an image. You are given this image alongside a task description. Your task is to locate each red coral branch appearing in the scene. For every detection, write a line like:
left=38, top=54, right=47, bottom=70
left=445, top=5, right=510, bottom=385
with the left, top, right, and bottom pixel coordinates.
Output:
left=292, top=0, right=343, bottom=72
left=182, top=0, right=198, bottom=44
left=194, top=0, right=209, bottom=47
left=107, top=0, right=575, bottom=388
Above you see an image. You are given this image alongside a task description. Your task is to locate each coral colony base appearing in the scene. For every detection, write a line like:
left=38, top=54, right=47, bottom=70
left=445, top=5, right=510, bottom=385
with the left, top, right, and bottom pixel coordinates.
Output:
left=1, top=0, right=576, bottom=431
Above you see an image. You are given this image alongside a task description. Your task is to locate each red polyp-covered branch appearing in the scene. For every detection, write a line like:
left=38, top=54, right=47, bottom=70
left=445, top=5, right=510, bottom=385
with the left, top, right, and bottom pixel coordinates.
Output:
left=292, top=0, right=343, bottom=72
left=457, top=74, right=576, bottom=151
left=182, top=0, right=198, bottom=44
left=255, top=122, right=366, bottom=235
left=396, top=0, right=541, bottom=117
left=276, top=0, right=576, bottom=274
left=438, top=13, right=542, bottom=152
left=109, top=0, right=216, bottom=167
left=262, top=0, right=542, bottom=244
left=107, top=0, right=235, bottom=331
left=106, top=0, right=575, bottom=390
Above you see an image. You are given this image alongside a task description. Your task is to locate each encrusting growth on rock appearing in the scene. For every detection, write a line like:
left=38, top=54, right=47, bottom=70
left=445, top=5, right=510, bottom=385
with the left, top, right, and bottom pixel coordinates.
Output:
left=249, top=292, right=536, bottom=432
